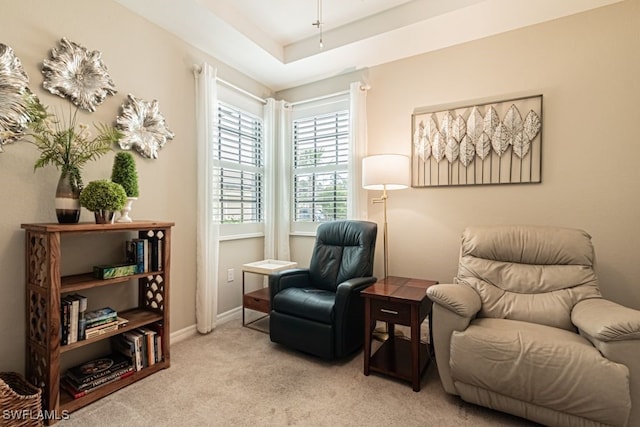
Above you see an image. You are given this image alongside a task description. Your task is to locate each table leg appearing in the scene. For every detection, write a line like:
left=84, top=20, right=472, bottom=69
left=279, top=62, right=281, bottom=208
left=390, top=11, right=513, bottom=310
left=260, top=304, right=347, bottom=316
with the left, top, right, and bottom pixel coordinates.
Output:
left=242, top=271, right=246, bottom=327
left=364, top=298, right=371, bottom=376
left=388, top=322, right=395, bottom=340
left=411, top=305, right=420, bottom=392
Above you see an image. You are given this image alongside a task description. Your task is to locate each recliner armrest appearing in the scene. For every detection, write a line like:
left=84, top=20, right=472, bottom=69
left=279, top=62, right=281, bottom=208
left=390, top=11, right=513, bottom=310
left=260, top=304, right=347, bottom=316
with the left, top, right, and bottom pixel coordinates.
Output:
left=269, top=268, right=312, bottom=301
left=334, top=276, right=377, bottom=316
left=335, top=277, right=377, bottom=319
left=572, top=298, right=640, bottom=341
left=337, top=276, right=378, bottom=295
left=426, top=283, right=481, bottom=319
left=333, top=276, right=377, bottom=356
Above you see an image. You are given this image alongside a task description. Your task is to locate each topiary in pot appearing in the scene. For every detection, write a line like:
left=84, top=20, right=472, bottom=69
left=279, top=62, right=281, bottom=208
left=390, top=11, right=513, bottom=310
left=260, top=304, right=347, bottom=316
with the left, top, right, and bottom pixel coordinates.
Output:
left=111, top=152, right=139, bottom=223
left=79, top=180, right=127, bottom=224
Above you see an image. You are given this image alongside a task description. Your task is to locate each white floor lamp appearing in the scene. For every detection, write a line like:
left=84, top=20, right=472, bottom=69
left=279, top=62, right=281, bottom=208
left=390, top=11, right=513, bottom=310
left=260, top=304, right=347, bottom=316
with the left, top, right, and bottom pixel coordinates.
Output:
left=362, top=154, right=410, bottom=339
left=362, top=153, right=410, bottom=280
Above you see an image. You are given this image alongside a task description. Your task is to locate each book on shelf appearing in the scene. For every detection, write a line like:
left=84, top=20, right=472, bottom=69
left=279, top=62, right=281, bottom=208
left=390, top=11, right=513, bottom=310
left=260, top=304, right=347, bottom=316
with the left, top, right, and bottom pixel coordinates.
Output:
left=85, top=307, right=117, bottom=328
left=73, top=294, right=88, bottom=341
left=64, top=364, right=135, bottom=392
left=121, top=330, right=144, bottom=371
left=61, top=367, right=134, bottom=399
left=62, top=296, right=80, bottom=344
left=65, top=352, right=132, bottom=387
left=112, top=335, right=137, bottom=369
left=60, top=299, right=70, bottom=346
left=84, top=323, right=118, bottom=340
left=84, top=317, right=128, bottom=340
left=147, top=322, right=164, bottom=362
left=138, top=230, right=164, bottom=271
left=93, top=263, right=138, bottom=279
left=84, top=315, right=118, bottom=330
left=137, top=327, right=157, bottom=366
left=126, top=239, right=146, bottom=273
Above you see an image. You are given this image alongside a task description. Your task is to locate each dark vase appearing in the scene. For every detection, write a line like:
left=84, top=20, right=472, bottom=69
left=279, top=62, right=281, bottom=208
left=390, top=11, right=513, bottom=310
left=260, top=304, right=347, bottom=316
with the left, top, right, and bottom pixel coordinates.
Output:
left=94, top=210, right=115, bottom=224
left=55, top=171, right=81, bottom=224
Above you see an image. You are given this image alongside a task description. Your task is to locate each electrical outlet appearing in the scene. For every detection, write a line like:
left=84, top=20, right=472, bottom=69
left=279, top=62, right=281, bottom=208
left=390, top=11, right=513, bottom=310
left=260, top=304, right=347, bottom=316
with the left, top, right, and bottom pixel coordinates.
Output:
left=227, top=268, right=234, bottom=282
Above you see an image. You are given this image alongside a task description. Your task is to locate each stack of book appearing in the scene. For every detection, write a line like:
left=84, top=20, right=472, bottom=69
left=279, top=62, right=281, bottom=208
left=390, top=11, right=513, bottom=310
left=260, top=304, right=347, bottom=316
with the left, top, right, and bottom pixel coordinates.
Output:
left=111, top=323, right=163, bottom=371
left=61, top=353, right=134, bottom=399
left=61, top=294, right=87, bottom=345
left=84, top=307, right=128, bottom=340
left=125, top=230, right=165, bottom=274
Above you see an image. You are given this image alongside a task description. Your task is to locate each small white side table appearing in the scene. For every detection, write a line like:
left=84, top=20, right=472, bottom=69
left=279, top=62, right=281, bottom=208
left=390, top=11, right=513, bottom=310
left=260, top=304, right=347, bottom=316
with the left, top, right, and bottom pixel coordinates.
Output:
left=242, top=259, right=297, bottom=332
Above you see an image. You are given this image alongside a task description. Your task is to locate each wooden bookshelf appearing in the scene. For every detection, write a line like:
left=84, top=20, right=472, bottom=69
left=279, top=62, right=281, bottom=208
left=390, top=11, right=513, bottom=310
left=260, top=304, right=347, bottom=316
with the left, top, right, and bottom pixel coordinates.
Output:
left=22, top=220, right=174, bottom=424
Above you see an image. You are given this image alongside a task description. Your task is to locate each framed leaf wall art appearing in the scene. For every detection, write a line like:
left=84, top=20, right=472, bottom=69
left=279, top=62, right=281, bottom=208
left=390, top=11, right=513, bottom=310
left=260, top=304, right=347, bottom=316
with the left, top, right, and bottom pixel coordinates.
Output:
left=411, top=94, right=542, bottom=187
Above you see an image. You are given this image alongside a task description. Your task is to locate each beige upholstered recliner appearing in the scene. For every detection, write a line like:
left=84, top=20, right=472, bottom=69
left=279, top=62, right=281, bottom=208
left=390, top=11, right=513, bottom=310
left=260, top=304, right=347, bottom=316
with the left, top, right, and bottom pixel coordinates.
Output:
left=427, top=225, right=640, bottom=427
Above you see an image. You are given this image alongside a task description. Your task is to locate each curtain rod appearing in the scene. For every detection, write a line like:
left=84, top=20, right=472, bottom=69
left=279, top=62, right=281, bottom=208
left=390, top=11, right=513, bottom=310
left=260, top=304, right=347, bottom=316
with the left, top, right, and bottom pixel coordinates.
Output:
left=217, top=77, right=267, bottom=105
left=287, top=84, right=370, bottom=108
left=192, top=64, right=267, bottom=105
left=287, top=89, right=349, bottom=108
left=193, top=65, right=371, bottom=107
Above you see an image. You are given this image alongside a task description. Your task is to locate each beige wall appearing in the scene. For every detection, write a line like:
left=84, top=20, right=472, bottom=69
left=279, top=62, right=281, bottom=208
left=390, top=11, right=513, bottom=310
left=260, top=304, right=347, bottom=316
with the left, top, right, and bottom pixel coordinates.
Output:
left=363, top=0, right=640, bottom=307
left=0, top=0, right=270, bottom=373
left=2, top=0, right=639, bottom=375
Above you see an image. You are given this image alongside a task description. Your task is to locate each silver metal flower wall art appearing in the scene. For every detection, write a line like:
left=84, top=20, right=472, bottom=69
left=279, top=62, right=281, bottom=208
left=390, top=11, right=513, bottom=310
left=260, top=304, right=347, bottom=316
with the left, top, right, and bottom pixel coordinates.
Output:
left=42, top=38, right=116, bottom=112
left=411, top=94, right=542, bottom=187
left=116, top=93, right=174, bottom=159
left=0, top=43, right=38, bottom=151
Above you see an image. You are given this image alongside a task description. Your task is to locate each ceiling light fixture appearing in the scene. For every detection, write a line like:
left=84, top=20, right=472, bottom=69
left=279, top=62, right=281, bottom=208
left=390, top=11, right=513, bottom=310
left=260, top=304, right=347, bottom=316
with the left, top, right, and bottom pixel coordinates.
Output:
left=312, top=0, right=323, bottom=49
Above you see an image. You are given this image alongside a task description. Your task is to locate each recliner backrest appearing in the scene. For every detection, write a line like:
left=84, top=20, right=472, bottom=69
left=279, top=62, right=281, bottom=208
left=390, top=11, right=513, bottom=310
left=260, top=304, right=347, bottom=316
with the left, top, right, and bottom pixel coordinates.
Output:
left=457, top=225, right=601, bottom=331
left=309, top=220, right=377, bottom=291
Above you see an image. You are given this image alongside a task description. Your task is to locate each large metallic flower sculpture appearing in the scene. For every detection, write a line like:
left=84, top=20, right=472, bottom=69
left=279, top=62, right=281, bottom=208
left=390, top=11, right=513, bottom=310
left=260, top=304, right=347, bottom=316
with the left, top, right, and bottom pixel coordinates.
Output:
left=116, top=93, right=174, bottom=159
left=42, top=38, right=116, bottom=112
left=0, top=43, right=36, bottom=151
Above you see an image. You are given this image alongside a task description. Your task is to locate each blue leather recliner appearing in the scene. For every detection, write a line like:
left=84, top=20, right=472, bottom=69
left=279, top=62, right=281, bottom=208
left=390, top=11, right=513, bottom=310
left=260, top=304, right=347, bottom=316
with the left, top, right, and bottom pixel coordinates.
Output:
left=269, top=220, right=377, bottom=359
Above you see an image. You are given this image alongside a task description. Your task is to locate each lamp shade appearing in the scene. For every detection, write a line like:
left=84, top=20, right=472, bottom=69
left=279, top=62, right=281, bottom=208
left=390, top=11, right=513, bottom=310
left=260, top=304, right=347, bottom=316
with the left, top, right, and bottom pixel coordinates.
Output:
left=362, top=154, right=410, bottom=190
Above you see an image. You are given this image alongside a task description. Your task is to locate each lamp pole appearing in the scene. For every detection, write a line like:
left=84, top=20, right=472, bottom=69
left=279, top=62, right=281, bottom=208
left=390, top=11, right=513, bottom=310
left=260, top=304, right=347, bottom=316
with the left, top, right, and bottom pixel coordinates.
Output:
left=372, top=185, right=388, bottom=279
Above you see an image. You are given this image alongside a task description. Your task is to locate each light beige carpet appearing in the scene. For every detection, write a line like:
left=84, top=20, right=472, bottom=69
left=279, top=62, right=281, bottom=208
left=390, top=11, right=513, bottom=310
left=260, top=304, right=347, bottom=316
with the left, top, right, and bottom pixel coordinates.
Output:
left=59, top=318, right=538, bottom=426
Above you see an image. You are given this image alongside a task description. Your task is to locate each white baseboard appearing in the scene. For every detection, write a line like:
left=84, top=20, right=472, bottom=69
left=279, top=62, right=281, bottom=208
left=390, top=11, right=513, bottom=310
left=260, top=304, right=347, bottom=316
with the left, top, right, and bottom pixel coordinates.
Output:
left=216, top=306, right=241, bottom=325
left=169, top=306, right=243, bottom=344
left=170, top=324, right=198, bottom=344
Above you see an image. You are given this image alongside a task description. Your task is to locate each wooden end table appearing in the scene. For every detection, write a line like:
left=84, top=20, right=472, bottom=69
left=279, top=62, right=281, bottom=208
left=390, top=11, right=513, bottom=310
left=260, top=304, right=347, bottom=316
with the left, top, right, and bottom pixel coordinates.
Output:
left=242, top=259, right=297, bottom=332
left=361, top=276, right=438, bottom=391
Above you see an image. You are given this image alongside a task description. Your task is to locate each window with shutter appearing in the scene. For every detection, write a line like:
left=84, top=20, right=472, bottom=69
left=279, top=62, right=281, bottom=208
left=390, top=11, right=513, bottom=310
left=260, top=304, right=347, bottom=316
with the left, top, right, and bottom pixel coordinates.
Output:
left=292, top=110, right=349, bottom=222
left=213, top=102, right=263, bottom=224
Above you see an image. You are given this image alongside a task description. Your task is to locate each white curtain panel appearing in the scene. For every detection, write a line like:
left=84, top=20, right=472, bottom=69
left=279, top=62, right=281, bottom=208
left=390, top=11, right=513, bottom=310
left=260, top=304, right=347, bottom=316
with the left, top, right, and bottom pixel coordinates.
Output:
left=264, top=99, right=291, bottom=263
left=194, top=63, right=220, bottom=334
left=348, top=82, right=369, bottom=220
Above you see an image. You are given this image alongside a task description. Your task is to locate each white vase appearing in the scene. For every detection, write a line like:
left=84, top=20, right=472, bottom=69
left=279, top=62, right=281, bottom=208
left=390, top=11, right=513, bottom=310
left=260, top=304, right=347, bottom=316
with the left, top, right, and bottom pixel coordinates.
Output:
left=117, top=197, right=137, bottom=223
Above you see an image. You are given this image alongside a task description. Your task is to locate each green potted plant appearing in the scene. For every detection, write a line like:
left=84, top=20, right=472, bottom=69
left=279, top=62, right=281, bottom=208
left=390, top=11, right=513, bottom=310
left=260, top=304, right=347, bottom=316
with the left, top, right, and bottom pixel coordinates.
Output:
left=24, top=98, right=122, bottom=224
left=79, top=180, right=127, bottom=224
left=111, top=152, right=139, bottom=223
